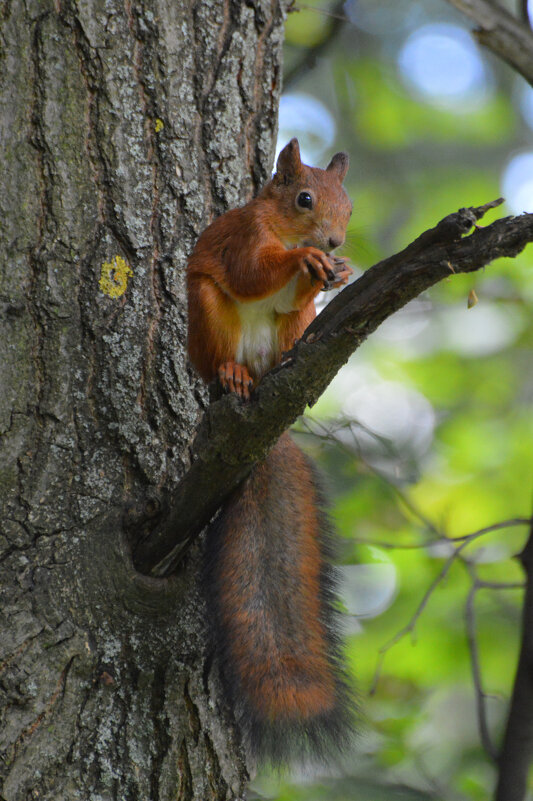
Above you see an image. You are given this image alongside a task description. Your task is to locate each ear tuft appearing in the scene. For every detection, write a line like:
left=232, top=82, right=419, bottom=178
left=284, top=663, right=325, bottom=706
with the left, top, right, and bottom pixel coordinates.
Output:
left=326, top=152, right=349, bottom=182
left=275, top=138, right=303, bottom=182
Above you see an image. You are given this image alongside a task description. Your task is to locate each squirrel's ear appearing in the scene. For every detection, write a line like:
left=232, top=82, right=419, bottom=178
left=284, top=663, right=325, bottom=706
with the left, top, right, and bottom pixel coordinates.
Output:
left=275, top=138, right=303, bottom=182
left=326, top=152, right=349, bottom=182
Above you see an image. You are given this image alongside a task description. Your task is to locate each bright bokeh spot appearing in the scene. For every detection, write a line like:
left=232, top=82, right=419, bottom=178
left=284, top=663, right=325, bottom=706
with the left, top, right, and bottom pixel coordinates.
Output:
left=339, top=551, right=397, bottom=620
left=342, top=366, right=435, bottom=454
left=441, top=304, right=524, bottom=356
left=377, top=302, right=524, bottom=358
left=502, top=152, right=533, bottom=213
left=276, top=93, right=336, bottom=165
left=398, top=24, right=490, bottom=110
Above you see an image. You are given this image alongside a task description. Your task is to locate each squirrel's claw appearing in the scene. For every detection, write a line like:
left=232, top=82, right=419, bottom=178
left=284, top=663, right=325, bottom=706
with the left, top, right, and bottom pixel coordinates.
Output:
left=321, top=257, right=353, bottom=290
left=218, top=362, right=254, bottom=401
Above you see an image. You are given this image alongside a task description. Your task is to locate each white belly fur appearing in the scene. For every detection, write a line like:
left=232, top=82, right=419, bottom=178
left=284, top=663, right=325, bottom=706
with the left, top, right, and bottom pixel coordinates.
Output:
left=235, top=275, right=299, bottom=378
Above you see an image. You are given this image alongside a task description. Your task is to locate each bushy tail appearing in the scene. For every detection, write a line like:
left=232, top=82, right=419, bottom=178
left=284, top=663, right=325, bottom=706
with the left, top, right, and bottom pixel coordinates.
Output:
left=202, top=432, right=355, bottom=765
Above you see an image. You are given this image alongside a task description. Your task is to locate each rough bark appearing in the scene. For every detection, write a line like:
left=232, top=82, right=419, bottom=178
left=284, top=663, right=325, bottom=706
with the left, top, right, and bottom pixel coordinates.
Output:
left=0, top=1, right=284, bottom=799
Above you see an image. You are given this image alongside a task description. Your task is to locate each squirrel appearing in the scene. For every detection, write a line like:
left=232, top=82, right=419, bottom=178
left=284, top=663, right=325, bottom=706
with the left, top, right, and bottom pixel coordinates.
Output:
left=187, top=138, right=355, bottom=765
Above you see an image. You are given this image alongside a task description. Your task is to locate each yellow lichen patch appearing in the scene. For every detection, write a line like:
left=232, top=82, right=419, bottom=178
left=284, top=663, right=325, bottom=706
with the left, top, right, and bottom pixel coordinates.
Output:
left=99, top=255, right=133, bottom=299
left=155, top=118, right=164, bottom=133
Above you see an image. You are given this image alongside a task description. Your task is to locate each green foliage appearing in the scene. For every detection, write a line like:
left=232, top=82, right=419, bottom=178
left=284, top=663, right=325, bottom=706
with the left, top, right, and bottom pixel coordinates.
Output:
left=253, top=1, right=533, bottom=799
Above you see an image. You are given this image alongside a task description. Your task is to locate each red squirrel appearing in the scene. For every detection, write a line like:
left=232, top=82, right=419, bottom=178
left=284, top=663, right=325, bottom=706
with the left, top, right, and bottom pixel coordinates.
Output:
left=187, top=138, right=355, bottom=764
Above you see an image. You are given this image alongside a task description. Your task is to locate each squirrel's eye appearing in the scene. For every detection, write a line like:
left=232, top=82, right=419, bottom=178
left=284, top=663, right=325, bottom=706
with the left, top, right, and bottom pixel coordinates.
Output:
left=296, top=191, right=313, bottom=210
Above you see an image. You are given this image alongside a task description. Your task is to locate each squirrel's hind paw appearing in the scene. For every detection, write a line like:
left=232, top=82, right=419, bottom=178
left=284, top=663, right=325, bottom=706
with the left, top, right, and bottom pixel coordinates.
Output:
left=218, top=361, right=254, bottom=400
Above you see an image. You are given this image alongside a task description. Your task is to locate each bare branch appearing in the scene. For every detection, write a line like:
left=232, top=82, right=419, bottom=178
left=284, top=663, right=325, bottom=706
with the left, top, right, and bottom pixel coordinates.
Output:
left=300, top=415, right=444, bottom=538
left=350, top=521, right=531, bottom=552
left=303, top=416, right=531, bottom=772
left=476, top=580, right=524, bottom=590
left=449, top=518, right=533, bottom=542
left=442, top=0, right=533, bottom=86
left=520, top=0, right=532, bottom=27
left=495, top=514, right=533, bottom=801
left=131, top=202, right=533, bottom=576
left=370, top=536, right=473, bottom=694
left=369, top=518, right=530, bottom=694
left=465, top=580, right=498, bottom=761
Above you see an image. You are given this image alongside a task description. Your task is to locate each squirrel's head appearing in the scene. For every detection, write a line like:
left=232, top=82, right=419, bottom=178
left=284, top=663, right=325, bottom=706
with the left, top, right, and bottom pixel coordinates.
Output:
left=262, top=138, right=352, bottom=253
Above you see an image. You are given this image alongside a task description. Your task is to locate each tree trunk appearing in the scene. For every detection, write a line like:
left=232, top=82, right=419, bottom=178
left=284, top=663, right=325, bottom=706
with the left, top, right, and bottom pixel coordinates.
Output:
left=0, top=1, right=284, bottom=798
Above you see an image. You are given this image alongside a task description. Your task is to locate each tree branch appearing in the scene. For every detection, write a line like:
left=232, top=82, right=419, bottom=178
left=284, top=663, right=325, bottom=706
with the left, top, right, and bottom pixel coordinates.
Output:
left=465, top=579, right=498, bottom=761
left=495, top=512, right=533, bottom=801
left=131, top=201, right=533, bottom=576
left=442, top=0, right=533, bottom=86
left=520, top=0, right=532, bottom=28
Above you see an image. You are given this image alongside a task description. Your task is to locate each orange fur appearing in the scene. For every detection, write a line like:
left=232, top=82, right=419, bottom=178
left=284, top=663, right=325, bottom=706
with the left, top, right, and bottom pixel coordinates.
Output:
left=217, top=436, right=335, bottom=721
left=277, top=301, right=317, bottom=354
left=189, top=140, right=354, bottom=763
left=187, top=138, right=352, bottom=386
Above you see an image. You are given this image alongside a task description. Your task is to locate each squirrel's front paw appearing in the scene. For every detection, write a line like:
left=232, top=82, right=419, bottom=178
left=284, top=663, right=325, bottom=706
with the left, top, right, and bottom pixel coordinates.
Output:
left=299, top=247, right=336, bottom=288
left=218, top=362, right=254, bottom=401
left=321, top=256, right=353, bottom=290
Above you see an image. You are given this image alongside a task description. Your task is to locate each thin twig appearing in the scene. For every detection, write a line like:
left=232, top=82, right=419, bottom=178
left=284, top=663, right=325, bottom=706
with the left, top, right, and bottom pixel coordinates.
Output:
left=476, top=580, right=524, bottom=590
left=448, top=518, right=533, bottom=542
left=370, top=520, right=531, bottom=694
left=465, top=579, right=498, bottom=761
left=301, top=419, right=533, bottom=551
left=495, top=512, right=533, bottom=800
left=302, top=414, right=532, bottom=774
left=351, top=538, right=438, bottom=550
left=520, top=0, right=532, bottom=27
left=300, top=415, right=444, bottom=538
left=370, top=538, right=472, bottom=694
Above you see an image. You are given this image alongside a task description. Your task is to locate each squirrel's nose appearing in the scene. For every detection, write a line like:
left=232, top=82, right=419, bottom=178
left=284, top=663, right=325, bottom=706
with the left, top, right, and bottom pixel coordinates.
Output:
left=328, top=235, right=344, bottom=250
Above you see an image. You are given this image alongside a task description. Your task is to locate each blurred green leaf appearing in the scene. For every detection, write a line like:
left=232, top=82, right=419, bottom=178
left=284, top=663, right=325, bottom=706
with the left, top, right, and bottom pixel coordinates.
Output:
left=274, top=1, right=533, bottom=799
